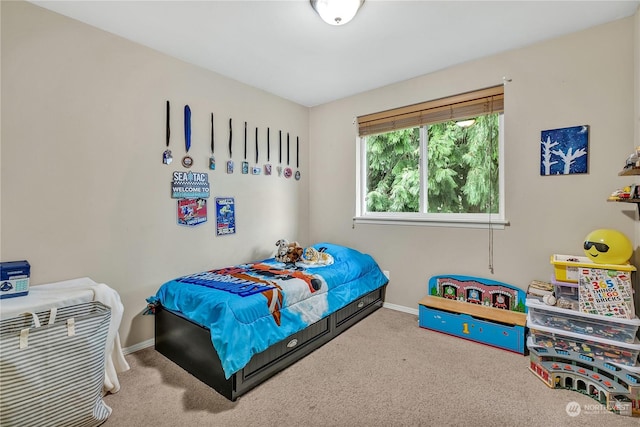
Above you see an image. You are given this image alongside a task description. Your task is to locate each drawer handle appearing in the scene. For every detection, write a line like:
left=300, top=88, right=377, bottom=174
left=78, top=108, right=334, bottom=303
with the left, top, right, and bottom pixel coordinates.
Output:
left=357, top=301, right=364, bottom=308
left=287, top=338, right=298, bottom=348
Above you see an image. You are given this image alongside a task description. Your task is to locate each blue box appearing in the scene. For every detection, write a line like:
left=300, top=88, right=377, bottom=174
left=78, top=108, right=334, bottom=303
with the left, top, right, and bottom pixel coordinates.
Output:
left=418, top=275, right=529, bottom=355
left=0, top=260, right=30, bottom=299
left=419, top=304, right=527, bottom=354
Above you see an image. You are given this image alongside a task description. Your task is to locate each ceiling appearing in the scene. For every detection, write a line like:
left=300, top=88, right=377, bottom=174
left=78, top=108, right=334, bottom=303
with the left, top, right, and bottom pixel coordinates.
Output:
left=29, top=0, right=640, bottom=107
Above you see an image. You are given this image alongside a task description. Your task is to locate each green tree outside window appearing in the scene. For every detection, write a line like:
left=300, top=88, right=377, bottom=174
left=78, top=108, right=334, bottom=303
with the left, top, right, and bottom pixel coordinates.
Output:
left=365, top=114, right=500, bottom=215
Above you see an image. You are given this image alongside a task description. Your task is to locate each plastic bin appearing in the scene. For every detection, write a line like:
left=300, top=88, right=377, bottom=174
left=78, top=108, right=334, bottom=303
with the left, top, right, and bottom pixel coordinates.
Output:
left=529, top=318, right=640, bottom=366
left=550, top=254, right=636, bottom=283
left=550, top=277, right=579, bottom=310
left=526, top=298, right=640, bottom=344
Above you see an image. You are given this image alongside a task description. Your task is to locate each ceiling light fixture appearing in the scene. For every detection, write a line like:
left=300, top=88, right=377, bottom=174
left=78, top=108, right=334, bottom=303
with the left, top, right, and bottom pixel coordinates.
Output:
left=310, top=0, right=364, bottom=26
left=456, top=119, right=476, bottom=128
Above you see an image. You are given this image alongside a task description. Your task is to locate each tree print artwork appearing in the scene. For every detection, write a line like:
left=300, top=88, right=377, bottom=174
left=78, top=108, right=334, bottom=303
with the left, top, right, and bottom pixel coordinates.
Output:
left=540, top=125, right=589, bottom=175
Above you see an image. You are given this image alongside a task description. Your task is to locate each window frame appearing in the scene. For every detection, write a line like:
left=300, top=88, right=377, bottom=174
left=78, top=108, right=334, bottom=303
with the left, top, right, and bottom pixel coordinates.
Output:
left=355, top=108, right=507, bottom=230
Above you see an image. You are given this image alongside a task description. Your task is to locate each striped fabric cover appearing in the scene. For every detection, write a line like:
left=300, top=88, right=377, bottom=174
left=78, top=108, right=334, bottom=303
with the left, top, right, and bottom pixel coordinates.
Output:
left=0, top=302, right=112, bottom=427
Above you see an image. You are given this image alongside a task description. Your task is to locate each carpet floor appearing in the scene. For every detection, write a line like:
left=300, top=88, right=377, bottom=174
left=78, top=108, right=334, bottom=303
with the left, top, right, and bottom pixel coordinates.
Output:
left=103, top=308, right=639, bottom=426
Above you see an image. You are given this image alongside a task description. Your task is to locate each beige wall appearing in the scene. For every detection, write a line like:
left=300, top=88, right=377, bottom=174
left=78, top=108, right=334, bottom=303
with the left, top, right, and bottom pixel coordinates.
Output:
left=636, top=8, right=640, bottom=152
left=2, top=1, right=639, bottom=351
left=634, top=7, right=640, bottom=311
left=309, top=16, right=639, bottom=311
left=1, top=1, right=309, bottom=346
left=637, top=9, right=640, bottom=151
left=0, top=1, right=3, bottom=262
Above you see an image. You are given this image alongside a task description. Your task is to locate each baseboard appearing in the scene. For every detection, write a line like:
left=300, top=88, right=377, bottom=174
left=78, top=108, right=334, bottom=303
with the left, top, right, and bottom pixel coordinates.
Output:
left=123, top=303, right=418, bottom=355
left=123, top=338, right=154, bottom=355
left=383, top=302, right=418, bottom=316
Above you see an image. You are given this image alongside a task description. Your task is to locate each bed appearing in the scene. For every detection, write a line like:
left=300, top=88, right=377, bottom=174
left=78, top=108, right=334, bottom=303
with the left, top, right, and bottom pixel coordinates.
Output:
left=147, top=243, right=388, bottom=401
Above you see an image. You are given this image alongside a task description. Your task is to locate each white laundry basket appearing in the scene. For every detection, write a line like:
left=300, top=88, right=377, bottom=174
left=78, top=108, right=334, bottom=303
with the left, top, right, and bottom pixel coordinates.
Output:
left=0, top=301, right=112, bottom=427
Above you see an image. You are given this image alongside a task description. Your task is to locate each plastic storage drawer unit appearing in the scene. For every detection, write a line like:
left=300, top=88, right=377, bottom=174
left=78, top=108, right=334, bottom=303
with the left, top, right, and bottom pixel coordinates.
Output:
left=529, top=319, right=640, bottom=366
left=526, top=298, right=640, bottom=344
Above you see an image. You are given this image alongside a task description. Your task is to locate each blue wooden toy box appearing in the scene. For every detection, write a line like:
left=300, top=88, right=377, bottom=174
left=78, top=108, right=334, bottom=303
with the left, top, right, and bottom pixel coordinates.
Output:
left=418, top=275, right=528, bottom=354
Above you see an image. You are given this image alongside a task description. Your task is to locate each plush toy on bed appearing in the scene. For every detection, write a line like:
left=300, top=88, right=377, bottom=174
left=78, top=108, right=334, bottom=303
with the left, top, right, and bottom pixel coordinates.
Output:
left=274, top=239, right=303, bottom=264
left=300, top=246, right=334, bottom=266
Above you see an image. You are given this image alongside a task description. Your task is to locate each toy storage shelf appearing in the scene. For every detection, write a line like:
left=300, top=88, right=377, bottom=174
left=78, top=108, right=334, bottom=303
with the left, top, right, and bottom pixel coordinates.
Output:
left=618, top=167, right=640, bottom=176
left=607, top=198, right=640, bottom=212
left=611, top=167, right=640, bottom=214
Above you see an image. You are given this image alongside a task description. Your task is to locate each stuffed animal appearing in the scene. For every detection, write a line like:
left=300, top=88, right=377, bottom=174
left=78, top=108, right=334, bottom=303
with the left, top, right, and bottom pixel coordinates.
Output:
left=275, top=239, right=289, bottom=260
left=300, top=246, right=334, bottom=266
left=274, top=239, right=303, bottom=264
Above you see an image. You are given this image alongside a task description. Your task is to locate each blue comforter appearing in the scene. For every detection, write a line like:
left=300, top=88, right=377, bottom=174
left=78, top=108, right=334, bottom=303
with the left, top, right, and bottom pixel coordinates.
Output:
left=147, top=243, right=387, bottom=378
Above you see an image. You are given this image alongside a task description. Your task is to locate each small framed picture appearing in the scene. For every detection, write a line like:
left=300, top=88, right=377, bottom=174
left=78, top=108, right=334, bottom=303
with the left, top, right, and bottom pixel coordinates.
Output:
left=215, top=197, right=236, bottom=236
left=177, top=198, right=207, bottom=227
left=540, top=125, right=589, bottom=175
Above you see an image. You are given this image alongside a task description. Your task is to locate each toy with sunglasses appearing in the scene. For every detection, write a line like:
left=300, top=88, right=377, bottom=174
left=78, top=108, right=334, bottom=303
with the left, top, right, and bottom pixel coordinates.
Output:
left=583, top=229, right=632, bottom=265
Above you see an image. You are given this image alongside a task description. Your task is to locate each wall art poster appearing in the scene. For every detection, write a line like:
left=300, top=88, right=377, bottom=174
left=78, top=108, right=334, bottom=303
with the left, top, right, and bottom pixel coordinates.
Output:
left=177, top=198, right=207, bottom=227
left=540, top=125, right=589, bottom=175
left=215, top=197, right=236, bottom=236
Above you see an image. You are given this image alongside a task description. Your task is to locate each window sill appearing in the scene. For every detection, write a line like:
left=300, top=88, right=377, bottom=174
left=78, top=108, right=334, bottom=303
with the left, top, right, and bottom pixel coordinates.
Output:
left=353, top=216, right=509, bottom=229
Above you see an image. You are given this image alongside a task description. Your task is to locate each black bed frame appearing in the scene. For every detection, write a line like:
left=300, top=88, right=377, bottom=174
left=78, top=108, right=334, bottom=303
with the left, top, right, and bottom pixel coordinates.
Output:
left=154, top=284, right=387, bottom=401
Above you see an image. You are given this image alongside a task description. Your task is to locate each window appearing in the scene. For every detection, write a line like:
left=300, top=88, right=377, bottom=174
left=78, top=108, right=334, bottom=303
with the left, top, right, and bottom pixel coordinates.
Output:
left=356, top=86, right=507, bottom=228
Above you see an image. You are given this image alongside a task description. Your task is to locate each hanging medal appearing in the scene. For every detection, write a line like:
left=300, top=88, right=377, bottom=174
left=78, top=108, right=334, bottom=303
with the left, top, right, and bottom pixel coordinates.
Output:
left=163, top=100, right=173, bottom=164
left=295, top=136, right=301, bottom=181
left=284, top=132, right=293, bottom=179
left=209, top=113, right=215, bottom=170
left=182, top=105, right=193, bottom=168
left=226, top=118, right=234, bottom=174
left=251, top=127, right=261, bottom=175
left=242, top=121, right=249, bottom=174
left=277, top=130, right=283, bottom=177
left=264, top=127, right=272, bottom=175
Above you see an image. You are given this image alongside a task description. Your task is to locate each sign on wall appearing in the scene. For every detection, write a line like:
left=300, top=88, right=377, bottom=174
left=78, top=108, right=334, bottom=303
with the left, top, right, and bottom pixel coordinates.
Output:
left=177, top=198, right=207, bottom=227
left=171, top=171, right=210, bottom=199
left=215, top=197, right=236, bottom=236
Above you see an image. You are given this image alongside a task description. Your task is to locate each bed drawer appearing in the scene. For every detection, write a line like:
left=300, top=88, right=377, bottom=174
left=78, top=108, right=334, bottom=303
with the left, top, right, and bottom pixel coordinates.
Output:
left=242, top=316, right=331, bottom=379
left=238, top=286, right=386, bottom=390
left=335, top=286, right=385, bottom=331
